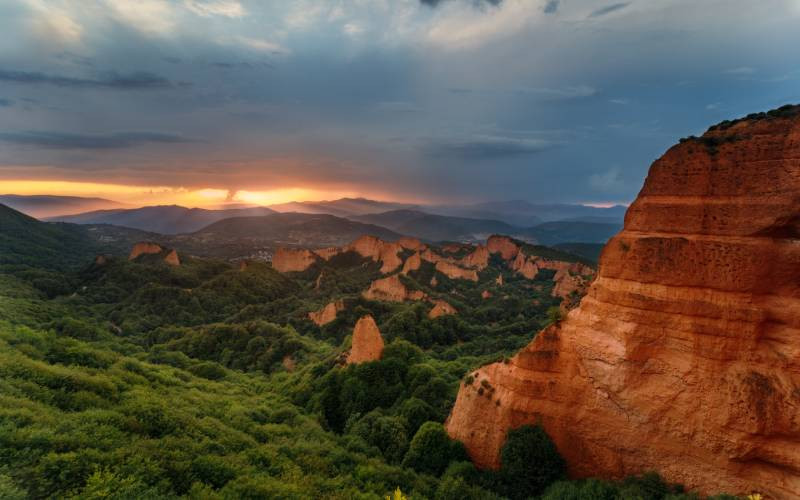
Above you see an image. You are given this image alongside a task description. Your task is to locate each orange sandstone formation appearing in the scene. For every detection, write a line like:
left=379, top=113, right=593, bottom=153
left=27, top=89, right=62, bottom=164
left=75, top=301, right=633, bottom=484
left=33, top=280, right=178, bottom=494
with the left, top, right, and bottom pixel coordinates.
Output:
left=446, top=107, right=800, bottom=498
left=347, top=235, right=403, bottom=273
left=435, top=260, right=479, bottom=281
left=486, top=235, right=519, bottom=260
left=460, top=245, right=489, bottom=270
left=363, top=274, right=425, bottom=302
left=398, top=237, right=425, bottom=251
left=428, top=299, right=457, bottom=319
left=308, top=300, right=345, bottom=326
left=481, top=290, right=492, bottom=300
left=314, top=246, right=340, bottom=260
left=128, top=242, right=180, bottom=266
left=511, top=251, right=539, bottom=279
left=128, top=242, right=164, bottom=260
left=347, top=315, right=385, bottom=364
left=402, top=252, right=422, bottom=275
left=164, top=249, right=180, bottom=266
left=272, top=247, right=318, bottom=273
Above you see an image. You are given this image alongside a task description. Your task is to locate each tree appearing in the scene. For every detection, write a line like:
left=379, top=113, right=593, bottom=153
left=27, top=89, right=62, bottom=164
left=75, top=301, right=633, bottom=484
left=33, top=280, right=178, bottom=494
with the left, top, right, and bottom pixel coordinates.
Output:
left=498, top=425, right=566, bottom=499
left=402, top=422, right=467, bottom=476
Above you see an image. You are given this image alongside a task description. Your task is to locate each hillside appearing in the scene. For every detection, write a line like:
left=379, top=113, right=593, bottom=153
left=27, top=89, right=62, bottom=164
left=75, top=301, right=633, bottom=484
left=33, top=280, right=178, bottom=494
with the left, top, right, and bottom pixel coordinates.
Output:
left=0, top=194, right=126, bottom=219
left=352, top=209, right=526, bottom=242
left=0, top=203, right=99, bottom=270
left=524, top=220, right=621, bottom=245
left=269, top=197, right=419, bottom=217
left=49, top=205, right=277, bottom=234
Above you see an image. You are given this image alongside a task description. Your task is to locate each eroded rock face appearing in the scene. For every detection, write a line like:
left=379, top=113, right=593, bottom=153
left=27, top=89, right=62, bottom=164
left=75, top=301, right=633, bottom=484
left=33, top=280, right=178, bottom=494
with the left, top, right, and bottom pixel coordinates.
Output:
left=402, top=252, right=422, bottom=275
left=460, top=245, right=489, bottom=270
left=308, top=300, right=345, bottom=326
left=129, top=242, right=164, bottom=260
left=398, top=237, right=425, bottom=251
left=363, top=274, right=425, bottom=302
left=347, top=315, right=384, bottom=364
left=129, top=242, right=180, bottom=266
left=428, top=299, right=457, bottom=319
left=347, top=235, right=403, bottom=273
left=272, top=247, right=317, bottom=273
left=164, top=249, right=180, bottom=266
left=486, top=235, right=519, bottom=260
left=435, top=260, right=479, bottom=281
left=446, top=109, right=800, bottom=498
left=314, top=247, right=340, bottom=260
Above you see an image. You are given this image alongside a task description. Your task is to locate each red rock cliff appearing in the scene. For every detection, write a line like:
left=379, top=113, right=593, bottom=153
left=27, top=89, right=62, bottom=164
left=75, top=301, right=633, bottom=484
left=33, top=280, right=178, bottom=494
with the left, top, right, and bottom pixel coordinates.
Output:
left=446, top=107, right=800, bottom=498
left=272, top=248, right=318, bottom=273
left=347, top=315, right=385, bottom=364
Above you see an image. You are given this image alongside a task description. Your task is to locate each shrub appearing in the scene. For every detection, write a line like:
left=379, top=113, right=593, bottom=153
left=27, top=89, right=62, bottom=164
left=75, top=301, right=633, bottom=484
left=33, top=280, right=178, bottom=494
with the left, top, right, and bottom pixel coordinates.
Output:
left=402, top=422, right=467, bottom=476
left=498, top=425, right=566, bottom=499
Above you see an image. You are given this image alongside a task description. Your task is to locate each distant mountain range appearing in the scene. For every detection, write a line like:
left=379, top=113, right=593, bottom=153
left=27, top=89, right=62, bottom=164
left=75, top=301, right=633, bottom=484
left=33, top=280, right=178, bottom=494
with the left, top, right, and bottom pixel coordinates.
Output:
left=48, top=205, right=277, bottom=234
left=351, top=209, right=528, bottom=242
left=0, top=194, right=125, bottom=219
left=268, top=197, right=419, bottom=217
left=183, top=213, right=403, bottom=249
left=6, top=194, right=625, bottom=252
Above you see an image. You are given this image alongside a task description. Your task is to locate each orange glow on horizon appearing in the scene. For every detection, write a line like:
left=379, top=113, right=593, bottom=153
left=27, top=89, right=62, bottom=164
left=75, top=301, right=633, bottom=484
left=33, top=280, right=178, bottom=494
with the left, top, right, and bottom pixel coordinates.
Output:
left=0, top=180, right=419, bottom=208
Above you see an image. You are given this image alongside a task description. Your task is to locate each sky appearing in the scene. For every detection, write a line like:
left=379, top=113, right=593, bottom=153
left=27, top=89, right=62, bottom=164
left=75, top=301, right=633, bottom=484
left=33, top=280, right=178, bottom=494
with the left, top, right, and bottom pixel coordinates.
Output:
left=0, top=0, right=799, bottom=207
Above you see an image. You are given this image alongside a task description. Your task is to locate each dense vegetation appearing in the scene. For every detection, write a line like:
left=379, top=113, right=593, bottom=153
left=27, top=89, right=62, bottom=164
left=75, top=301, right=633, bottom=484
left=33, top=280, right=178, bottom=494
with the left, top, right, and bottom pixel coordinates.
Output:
left=0, top=205, right=740, bottom=498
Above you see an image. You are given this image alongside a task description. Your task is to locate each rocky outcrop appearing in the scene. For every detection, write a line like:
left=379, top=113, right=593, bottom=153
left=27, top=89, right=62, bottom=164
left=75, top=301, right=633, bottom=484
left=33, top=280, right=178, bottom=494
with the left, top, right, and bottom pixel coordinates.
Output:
left=446, top=107, right=800, bottom=498
left=420, top=248, right=443, bottom=264
left=314, top=246, right=340, bottom=260
left=129, top=242, right=164, bottom=260
left=363, top=274, right=425, bottom=302
left=511, top=251, right=539, bottom=279
left=486, top=235, right=519, bottom=260
left=272, top=247, right=318, bottom=273
left=164, top=249, right=180, bottom=266
left=481, top=290, right=492, bottom=300
left=129, top=242, right=180, bottom=266
left=347, top=235, right=403, bottom=274
left=402, top=252, right=421, bottom=275
left=495, top=275, right=503, bottom=286
left=347, top=315, right=384, bottom=364
left=435, top=260, right=479, bottom=281
left=398, top=237, right=425, bottom=251
left=428, top=299, right=457, bottom=319
left=308, top=300, right=345, bottom=326
left=460, top=245, right=489, bottom=270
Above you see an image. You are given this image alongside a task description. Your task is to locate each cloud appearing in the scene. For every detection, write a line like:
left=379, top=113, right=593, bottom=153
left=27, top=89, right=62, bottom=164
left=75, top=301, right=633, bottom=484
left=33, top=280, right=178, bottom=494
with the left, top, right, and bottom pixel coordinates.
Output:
left=104, top=0, right=175, bottom=35
left=421, top=0, right=503, bottom=6
left=724, top=66, right=756, bottom=75
left=0, top=98, right=11, bottom=107
left=589, top=166, right=626, bottom=192
left=0, top=131, right=195, bottom=150
left=184, top=0, right=245, bottom=18
left=229, top=36, right=290, bottom=54
left=609, top=98, right=630, bottom=105
left=589, top=2, right=631, bottom=18
left=543, top=0, right=559, bottom=14
left=516, top=85, right=597, bottom=98
left=0, top=69, right=175, bottom=89
left=426, top=135, right=555, bottom=159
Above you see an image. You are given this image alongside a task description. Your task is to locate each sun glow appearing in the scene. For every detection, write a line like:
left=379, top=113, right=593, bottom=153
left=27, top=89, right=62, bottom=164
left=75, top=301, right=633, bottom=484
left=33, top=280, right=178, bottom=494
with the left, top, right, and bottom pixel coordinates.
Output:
left=0, top=180, right=364, bottom=208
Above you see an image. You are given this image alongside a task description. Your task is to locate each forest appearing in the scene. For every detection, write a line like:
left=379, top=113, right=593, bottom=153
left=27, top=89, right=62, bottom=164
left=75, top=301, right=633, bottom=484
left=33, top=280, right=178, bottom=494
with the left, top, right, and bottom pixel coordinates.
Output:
left=0, top=205, right=740, bottom=499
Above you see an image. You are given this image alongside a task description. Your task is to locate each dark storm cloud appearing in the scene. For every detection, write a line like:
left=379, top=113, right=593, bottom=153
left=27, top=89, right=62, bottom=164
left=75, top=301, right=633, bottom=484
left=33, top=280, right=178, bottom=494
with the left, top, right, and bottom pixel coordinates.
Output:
left=0, top=69, right=176, bottom=89
left=589, top=2, right=631, bottom=18
left=0, top=98, right=11, bottom=107
left=425, top=135, right=556, bottom=159
left=0, top=131, right=195, bottom=150
left=543, top=0, right=559, bottom=14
